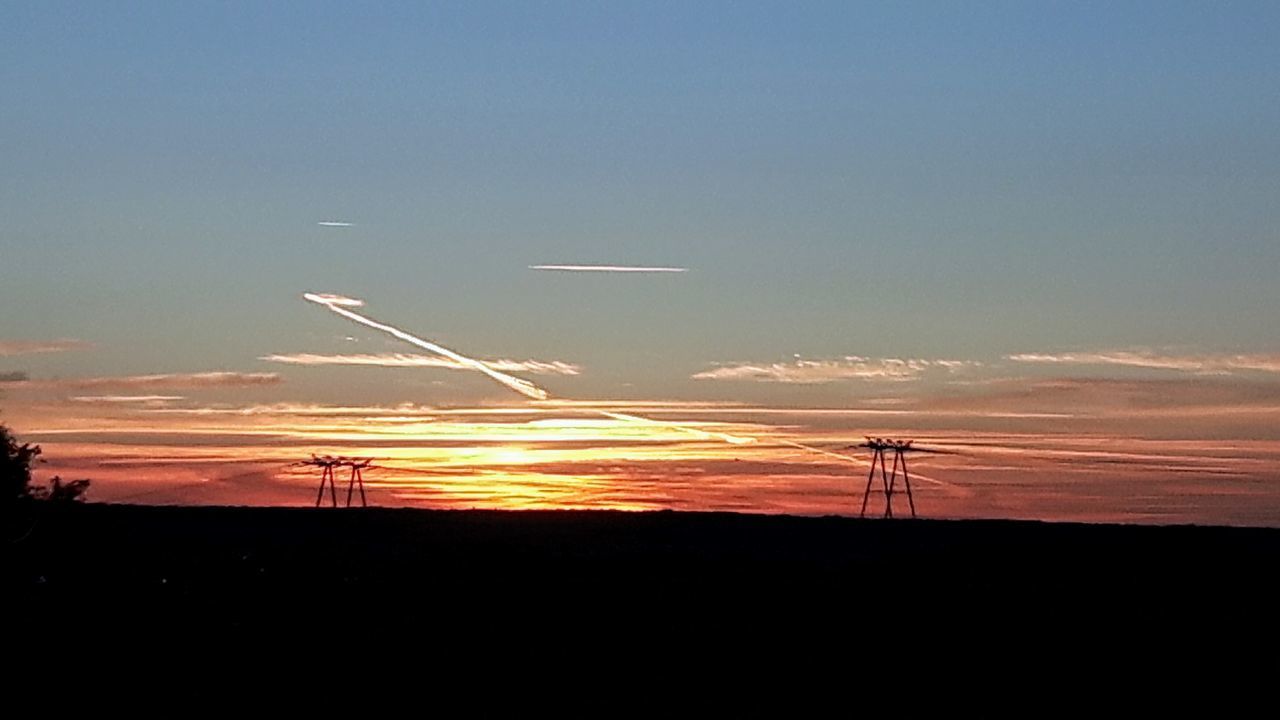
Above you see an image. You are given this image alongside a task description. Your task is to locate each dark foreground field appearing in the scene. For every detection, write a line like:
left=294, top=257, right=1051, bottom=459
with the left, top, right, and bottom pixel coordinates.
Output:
left=10, top=503, right=1280, bottom=646
left=10, top=499, right=1280, bottom=661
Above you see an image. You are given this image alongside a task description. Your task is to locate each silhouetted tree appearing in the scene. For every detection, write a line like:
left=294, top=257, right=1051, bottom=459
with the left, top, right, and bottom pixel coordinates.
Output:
left=32, top=476, right=92, bottom=502
left=2, top=422, right=89, bottom=508
left=3, top=422, right=41, bottom=507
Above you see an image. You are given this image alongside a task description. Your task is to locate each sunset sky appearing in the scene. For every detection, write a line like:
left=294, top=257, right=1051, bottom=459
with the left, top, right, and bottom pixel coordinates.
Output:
left=3, top=3, right=1278, bottom=524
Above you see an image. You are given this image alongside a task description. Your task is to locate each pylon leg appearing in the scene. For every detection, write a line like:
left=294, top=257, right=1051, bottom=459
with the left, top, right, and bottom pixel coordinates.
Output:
left=328, top=466, right=338, bottom=507
left=879, top=447, right=894, bottom=519
left=883, top=448, right=900, bottom=519
left=860, top=448, right=880, bottom=518
left=357, top=468, right=367, bottom=507
left=346, top=466, right=357, bottom=507
left=317, top=466, right=336, bottom=507
left=900, top=451, right=916, bottom=519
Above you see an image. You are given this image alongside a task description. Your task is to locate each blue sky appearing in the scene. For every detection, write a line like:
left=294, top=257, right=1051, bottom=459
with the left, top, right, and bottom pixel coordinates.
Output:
left=5, top=2, right=1278, bottom=397
left=2, top=3, right=1280, bottom=523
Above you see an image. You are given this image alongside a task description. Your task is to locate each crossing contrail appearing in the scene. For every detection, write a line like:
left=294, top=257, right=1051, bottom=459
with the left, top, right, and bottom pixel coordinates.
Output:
left=597, top=411, right=754, bottom=446
left=303, top=293, right=548, bottom=400
left=303, top=292, right=756, bottom=443
left=301, top=292, right=961, bottom=490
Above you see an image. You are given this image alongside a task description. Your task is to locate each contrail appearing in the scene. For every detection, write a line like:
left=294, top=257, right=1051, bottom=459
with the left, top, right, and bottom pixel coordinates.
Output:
left=307, top=293, right=365, bottom=307
left=303, top=293, right=549, bottom=400
left=302, top=292, right=961, bottom=490
left=529, top=265, right=687, bottom=273
left=598, top=411, right=754, bottom=446
left=318, top=221, right=355, bottom=227
left=304, top=292, right=752, bottom=442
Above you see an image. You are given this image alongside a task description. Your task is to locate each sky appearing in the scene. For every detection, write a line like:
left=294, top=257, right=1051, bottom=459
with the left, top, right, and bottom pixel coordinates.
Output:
left=2, top=2, right=1278, bottom=524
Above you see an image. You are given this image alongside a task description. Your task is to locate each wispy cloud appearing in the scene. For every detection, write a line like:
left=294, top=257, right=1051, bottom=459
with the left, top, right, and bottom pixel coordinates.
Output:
left=921, top=376, right=1280, bottom=421
left=143, top=402, right=437, bottom=418
left=693, top=357, right=980, bottom=384
left=70, top=395, right=186, bottom=404
left=317, top=221, right=354, bottom=227
left=1007, top=350, right=1280, bottom=375
left=0, top=371, right=29, bottom=382
left=261, top=352, right=581, bottom=375
left=0, top=339, right=93, bottom=356
left=0, top=372, right=281, bottom=391
left=529, top=264, right=687, bottom=273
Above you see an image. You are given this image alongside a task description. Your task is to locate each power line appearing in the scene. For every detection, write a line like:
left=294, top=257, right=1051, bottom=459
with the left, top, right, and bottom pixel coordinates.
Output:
left=857, top=438, right=921, bottom=519
left=300, top=455, right=371, bottom=508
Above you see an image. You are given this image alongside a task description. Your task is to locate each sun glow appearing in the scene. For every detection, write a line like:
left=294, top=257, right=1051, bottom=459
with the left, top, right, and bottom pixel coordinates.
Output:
left=12, top=389, right=1280, bottom=525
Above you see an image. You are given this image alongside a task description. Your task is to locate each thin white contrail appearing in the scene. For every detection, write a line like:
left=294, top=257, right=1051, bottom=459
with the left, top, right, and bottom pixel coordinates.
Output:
left=304, top=293, right=754, bottom=442
left=302, top=292, right=959, bottom=490
left=529, top=265, right=687, bottom=273
left=317, top=221, right=355, bottom=227
left=303, top=293, right=548, bottom=400
left=604, top=412, right=957, bottom=489
left=598, top=411, right=754, bottom=446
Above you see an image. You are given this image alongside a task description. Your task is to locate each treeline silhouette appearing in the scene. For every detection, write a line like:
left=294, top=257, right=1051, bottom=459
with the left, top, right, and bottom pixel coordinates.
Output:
left=3, top=422, right=90, bottom=511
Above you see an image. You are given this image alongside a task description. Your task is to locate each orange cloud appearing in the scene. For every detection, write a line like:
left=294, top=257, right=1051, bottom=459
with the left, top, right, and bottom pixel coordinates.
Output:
left=1, top=372, right=280, bottom=391
left=12, top=393, right=1280, bottom=525
left=70, top=395, right=186, bottom=404
left=0, top=339, right=93, bottom=356
left=144, top=402, right=439, bottom=418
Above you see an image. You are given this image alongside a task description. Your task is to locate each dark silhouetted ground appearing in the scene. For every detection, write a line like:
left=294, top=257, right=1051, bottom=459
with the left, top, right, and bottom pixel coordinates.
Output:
left=9, top=504, right=1280, bottom=651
